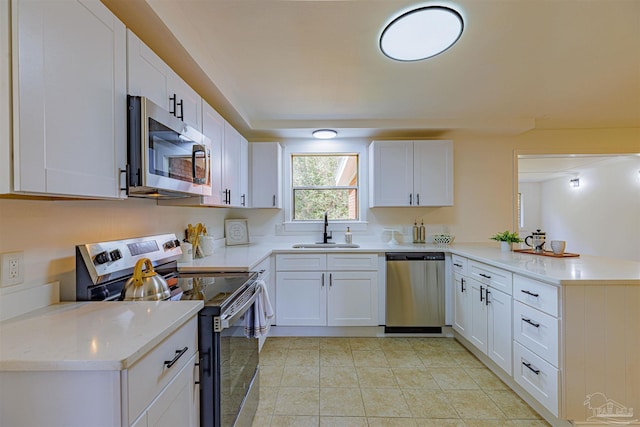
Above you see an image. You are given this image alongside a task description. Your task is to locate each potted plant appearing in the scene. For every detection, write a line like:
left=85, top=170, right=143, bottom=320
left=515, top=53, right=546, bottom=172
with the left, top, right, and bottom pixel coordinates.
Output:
left=490, top=230, right=523, bottom=252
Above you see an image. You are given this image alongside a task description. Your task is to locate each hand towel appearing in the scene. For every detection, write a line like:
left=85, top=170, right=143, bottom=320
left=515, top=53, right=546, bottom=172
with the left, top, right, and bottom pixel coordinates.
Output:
left=244, top=279, right=274, bottom=338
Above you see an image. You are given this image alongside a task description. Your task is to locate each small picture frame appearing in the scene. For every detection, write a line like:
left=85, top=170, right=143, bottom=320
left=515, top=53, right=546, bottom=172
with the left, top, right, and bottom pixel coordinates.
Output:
left=225, top=219, right=249, bottom=246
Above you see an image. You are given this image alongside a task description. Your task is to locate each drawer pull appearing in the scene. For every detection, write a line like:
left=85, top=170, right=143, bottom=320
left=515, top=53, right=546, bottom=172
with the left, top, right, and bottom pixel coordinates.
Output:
left=164, top=347, right=188, bottom=369
left=522, top=361, right=540, bottom=375
left=522, top=317, right=540, bottom=328
left=479, top=273, right=492, bottom=279
left=521, top=289, right=539, bottom=297
left=453, top=263, right=462, bottom=267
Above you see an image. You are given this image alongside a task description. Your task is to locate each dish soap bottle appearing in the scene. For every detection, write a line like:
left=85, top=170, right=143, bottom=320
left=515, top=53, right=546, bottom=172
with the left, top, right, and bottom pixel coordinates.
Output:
left=344, top=227, right=352, bottom=244
left=419, top=220, right=426, bottom=243
left=412, top=220, right=419, bottom=243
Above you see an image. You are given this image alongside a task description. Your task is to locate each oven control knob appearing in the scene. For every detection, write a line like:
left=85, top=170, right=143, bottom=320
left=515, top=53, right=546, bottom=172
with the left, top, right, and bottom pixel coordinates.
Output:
left=94, top=251, right=111, bottom=265
left=163, top=240, right=176, bottom=250
left=109, top=249, right=122, bottom=261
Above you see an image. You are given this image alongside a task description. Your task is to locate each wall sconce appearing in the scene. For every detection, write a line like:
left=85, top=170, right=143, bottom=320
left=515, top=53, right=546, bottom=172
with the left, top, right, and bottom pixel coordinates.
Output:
left=570, top=178, right=580, bottom=188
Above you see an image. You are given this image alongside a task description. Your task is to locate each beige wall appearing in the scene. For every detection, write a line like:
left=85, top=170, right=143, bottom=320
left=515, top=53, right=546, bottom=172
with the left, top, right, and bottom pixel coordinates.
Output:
left=1, top=127, right=638, bottom=300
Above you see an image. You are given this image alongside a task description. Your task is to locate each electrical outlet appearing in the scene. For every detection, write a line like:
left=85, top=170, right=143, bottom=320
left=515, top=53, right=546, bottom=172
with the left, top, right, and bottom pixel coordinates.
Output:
left=1, top=251, right=24, bottom=286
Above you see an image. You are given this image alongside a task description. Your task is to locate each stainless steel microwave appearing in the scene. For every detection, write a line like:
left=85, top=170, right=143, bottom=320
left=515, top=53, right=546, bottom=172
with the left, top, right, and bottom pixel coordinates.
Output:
left=126, top=95, right=212, bottom=198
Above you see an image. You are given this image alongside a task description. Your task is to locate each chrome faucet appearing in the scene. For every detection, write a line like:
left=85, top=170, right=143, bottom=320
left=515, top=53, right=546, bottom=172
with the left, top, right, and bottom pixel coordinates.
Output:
left=322, top=211, right=332, bottom=244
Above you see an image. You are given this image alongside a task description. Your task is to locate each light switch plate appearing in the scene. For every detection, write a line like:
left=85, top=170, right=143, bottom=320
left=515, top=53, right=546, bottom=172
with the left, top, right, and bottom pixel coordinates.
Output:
left=1, top=251, right=24, bottom=286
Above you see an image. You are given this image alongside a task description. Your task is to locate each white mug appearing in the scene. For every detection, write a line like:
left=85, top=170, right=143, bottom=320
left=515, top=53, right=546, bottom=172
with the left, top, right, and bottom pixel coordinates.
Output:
left=550, top=240, right=566, bottom=255
left=200, top=236, right=215, bottom=256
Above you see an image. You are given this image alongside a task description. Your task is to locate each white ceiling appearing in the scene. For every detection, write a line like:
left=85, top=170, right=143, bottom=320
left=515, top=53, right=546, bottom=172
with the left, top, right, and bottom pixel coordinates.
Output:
left=145, top=0, right=640, bottom=139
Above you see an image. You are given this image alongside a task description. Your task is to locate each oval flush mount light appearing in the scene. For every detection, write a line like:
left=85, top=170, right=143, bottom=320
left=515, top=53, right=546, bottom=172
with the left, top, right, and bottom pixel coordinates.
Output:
left=312, top=129, right=338, bottom=139
left=380, top=5, right=464, bottom=62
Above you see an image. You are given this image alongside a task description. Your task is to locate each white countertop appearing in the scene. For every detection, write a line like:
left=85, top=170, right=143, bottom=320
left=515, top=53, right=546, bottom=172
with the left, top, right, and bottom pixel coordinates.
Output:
left=0, top=300, right=203, bottom=371
left=450, top=244, right=640, bottom=286
left=178, top=240, right=640, bottom=286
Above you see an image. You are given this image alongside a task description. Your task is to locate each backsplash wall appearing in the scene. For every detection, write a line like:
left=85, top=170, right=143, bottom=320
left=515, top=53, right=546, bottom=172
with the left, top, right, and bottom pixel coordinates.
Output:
left=0, top=197, right=230, bottom=300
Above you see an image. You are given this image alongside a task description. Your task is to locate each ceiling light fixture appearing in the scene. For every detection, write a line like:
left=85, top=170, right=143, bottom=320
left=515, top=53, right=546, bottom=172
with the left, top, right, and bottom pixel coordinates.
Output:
left=570, top=178, right=580, bottom=188
left=380, top=5, right=464, bottom=62
left=312, top=129, right=338, bottom=139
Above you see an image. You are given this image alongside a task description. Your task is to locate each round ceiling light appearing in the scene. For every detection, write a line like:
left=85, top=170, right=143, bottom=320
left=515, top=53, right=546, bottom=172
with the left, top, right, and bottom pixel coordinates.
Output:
left=312, top=129, right=338, bottom=139
left=380, top=5, right=464, bottom=62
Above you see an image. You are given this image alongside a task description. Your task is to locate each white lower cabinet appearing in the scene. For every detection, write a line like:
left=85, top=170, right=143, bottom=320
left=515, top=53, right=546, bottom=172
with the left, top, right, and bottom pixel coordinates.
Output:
left=468, top=277, right=488, bottom=352
left=512, top=274, right=560, bottom=417
left=276, top=271, right=327, bottom=326
left=453, top=257, right=513, bottom=376
left=513, top=341, right=559, bottom=417
left=452, top=272, right=471, bottom=338
left=275, top=253, right=378, bottom=326
left=0, top=317, right=198, bottom=427
left=131, top=353, right=198, bottom=427
left=486, top=285, right=512, bottom=375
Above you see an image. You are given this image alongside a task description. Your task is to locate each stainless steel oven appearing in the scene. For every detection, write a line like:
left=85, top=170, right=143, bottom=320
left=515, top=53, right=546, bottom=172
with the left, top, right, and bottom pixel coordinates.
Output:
left=182, top=272, right=260, bottom=427
left=127, top=95, right=212, bottom=198
left=75, top=234, right=260, bottom=427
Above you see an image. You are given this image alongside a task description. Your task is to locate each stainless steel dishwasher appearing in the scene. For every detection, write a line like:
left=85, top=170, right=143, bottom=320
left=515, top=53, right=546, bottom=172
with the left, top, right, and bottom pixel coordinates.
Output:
left=385, top=252, right=445, bottom=333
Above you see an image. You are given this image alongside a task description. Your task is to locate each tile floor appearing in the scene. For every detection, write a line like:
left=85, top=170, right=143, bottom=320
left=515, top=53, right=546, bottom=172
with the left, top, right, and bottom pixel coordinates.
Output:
left=251, top=336, right=550, bottom=427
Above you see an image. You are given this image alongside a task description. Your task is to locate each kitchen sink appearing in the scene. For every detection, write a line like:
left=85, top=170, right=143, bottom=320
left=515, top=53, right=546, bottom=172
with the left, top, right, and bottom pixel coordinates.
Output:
left=292, top=243, right=360, bottom=248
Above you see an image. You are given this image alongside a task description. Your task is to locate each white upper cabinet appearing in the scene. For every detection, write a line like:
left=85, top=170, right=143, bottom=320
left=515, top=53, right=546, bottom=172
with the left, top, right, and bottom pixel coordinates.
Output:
left=369, top=140, right=453, bottom=207
left=250, top=142, right=282, bottom=208
left=201, top=101, right=225, bottom=206
left=127, top=30, right=201, bottom=131
left=11, top=0, right=127, bottom=198
left=222, top=122, right=248, bottom=207
left=1, top=1, right=10, bottom=194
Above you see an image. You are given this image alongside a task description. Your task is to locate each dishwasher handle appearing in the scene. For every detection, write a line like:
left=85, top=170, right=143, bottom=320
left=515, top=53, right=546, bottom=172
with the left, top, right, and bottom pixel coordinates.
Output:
left=386, top=252, right=445, bottom=261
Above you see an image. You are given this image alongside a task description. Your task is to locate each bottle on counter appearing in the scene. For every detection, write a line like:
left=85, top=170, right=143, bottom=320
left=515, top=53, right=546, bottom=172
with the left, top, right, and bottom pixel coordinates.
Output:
left=344, top=227, right=353, bottom=244
left=412, top=220, right=419, bottom=243
left=419, top=220, right=426, bottom=243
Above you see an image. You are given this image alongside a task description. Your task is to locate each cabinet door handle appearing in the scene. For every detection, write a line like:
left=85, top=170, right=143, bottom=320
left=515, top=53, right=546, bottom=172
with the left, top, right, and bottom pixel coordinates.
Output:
left=485, top=289, right=490, bottom=305
left=522, top=317, right=540, bottom=328
left=241, top=194, right=246, bottom=206
left=273, top=195, right=276, bottom=207
left=521, top=289, right=539, bottom=298
left=164, top=347, right=188, bottom=369
left=480, top=285, right=484, bottom=302
left=460, top=277, right=466, bottom=292
left=177, top=99, right=184, bottom=120
left=169, top=94, right=177, bottom=116
left=479, top=273, right=492, bottom=279
left=119, top=166, right=129, bottom=193
left=409, top=194, right=412, bottom=205
left=416, top=193, right=420, bottom=206
left=329, top=273, right=333, bottom=287
left=522, top=361, right=540, bottom=375
left=321, top=273, right=325, bottom=287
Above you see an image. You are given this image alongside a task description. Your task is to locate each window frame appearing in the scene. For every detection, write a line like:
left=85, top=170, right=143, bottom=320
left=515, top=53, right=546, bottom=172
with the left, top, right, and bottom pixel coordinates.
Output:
left=282, top=140, right=369, bottom=233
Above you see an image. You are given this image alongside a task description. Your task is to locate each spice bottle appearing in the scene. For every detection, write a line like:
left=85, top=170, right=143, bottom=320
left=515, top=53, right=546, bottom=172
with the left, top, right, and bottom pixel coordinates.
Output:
left=419, top=220, right=426, bottom=243
left=412, top=220, right=419, bottom=243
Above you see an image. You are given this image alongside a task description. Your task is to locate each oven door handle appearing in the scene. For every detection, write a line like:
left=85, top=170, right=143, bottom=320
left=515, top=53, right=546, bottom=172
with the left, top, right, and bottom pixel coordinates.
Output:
left=217, top=287, right=261, bottom=331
